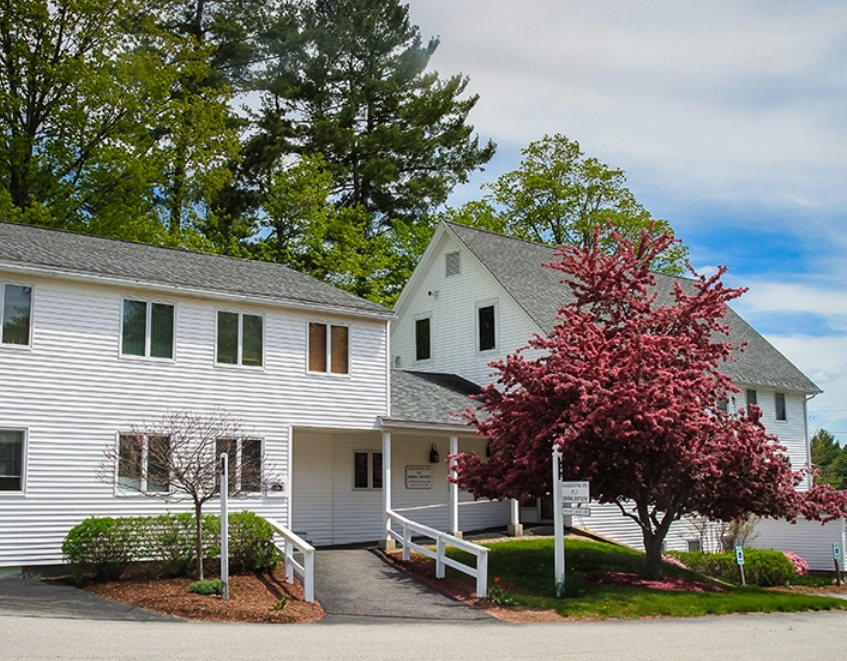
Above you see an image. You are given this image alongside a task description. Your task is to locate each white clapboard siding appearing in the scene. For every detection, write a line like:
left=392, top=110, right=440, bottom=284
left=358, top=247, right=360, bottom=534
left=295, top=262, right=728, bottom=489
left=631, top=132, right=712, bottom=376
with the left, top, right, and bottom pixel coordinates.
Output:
left=391, top=231, right=540, bottom=388
left=291, top=431, right=510, bottom=546
left=0, top=273, right=388, bottom=567
left=749, top=518, right=846, bottom=572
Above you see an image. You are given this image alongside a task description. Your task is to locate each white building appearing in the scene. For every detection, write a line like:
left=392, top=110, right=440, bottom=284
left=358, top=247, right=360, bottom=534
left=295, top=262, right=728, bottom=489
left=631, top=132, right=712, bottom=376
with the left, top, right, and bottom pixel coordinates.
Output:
left=391, top=222, right=843, bottom=568
left=0, top=221, right=505, bottom=573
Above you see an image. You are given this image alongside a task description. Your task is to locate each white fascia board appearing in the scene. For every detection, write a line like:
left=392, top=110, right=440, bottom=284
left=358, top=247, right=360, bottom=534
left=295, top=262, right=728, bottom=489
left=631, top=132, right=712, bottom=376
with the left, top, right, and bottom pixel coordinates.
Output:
left=392, top=222, right=451, bottom=318
left=0, top=261, right=395, bottom=322
left=378, top=417, right=479, bottom=436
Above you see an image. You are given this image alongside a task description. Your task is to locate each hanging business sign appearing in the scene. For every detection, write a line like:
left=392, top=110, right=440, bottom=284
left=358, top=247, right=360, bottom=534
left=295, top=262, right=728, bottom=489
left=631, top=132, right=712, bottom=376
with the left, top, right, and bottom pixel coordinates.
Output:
left=405, top=465, right=432, bottom=489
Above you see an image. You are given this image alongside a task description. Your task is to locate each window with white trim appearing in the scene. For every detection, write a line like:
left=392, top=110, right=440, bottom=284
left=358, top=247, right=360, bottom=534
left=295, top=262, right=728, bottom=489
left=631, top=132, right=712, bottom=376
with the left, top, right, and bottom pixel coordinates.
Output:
left=746, top=389, right=757, bottom=407
left=477, top=303, right=496, bottom=352
left=415, top=316, right=431, bottom=361
left=216, top=438, right=263, bottom=493
left=217, top=311, right=263, bottom=367
left=1, top=283, right=32, bottom=346
left=775, top=392, right=787, bottom=421
left=353, top=451, right=382, bottom=489
left=122, top=299, right=174, bottom=359
left=0, top=429, right=25, bottom=492
left=117, top=433, right=170, bottom=493
left=308, top=322, right=348, bottom=374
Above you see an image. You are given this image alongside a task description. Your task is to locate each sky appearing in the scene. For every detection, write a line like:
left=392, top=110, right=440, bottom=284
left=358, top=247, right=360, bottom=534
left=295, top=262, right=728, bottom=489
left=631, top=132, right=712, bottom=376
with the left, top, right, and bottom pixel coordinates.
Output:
left=405, top=0, right=847, bottom=441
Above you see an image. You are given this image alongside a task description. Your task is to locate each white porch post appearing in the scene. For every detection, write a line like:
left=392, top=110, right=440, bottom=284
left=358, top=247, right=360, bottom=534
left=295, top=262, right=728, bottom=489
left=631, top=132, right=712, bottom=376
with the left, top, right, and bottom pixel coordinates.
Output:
left=507, top=498, right=523, bottom=537
left=381, top=431, right=395, bottom=551
left=449, top=435, right=461, bottom=538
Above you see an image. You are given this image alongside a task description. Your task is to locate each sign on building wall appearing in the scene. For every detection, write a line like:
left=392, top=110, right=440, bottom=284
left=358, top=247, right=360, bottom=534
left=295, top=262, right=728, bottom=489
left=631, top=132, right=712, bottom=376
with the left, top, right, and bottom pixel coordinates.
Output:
left=405, top=465, right=432, bottom=489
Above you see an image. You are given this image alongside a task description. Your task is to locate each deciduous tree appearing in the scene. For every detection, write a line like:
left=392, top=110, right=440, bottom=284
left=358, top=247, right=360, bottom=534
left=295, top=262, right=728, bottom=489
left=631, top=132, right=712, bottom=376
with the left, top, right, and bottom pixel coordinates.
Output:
left=452, top=228, right=845, bottom=579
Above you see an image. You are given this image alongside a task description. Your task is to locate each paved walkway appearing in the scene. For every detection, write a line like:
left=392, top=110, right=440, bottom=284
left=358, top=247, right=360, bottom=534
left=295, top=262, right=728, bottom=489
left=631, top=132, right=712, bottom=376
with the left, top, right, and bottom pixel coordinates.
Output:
left=0, top=578, right=178, bottom=621
left=313, top=548, right=492, bottom=624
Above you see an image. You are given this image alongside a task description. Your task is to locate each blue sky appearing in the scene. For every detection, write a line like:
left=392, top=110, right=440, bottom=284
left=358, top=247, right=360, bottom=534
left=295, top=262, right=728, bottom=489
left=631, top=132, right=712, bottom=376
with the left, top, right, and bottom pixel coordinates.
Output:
left=408, top=0, right=847, bottom=439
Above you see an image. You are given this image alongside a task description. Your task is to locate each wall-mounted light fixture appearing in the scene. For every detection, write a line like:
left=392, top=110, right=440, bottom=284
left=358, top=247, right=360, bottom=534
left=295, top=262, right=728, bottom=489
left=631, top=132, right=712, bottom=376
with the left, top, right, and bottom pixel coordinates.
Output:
left=429, top=444, right=440, bottom=463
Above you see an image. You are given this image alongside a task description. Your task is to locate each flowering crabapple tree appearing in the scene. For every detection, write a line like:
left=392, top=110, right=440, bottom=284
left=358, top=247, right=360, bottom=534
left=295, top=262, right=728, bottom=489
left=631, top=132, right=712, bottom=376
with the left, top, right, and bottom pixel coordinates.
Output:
left=451, top=228, right=847, bottom=579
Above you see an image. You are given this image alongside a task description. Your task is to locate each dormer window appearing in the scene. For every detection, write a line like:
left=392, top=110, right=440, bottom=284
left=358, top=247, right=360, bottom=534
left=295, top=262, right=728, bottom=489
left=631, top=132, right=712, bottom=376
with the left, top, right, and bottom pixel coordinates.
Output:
left=445, top=251, right=461, bottom=277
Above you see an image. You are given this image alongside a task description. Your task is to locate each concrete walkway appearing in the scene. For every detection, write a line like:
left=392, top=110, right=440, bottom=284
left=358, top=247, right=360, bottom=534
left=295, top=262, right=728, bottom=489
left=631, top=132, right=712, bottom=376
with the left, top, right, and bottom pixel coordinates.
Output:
left=313, top=548, right=493, bottom=624
left=0, top=578, right=179, bottom=621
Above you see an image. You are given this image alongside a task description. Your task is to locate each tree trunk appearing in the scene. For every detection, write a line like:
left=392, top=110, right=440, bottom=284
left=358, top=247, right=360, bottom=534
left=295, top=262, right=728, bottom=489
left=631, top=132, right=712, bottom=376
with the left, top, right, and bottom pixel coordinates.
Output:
left=194, top=502, right=204, bottom=580
left=643, top=531, right=665, bottom=580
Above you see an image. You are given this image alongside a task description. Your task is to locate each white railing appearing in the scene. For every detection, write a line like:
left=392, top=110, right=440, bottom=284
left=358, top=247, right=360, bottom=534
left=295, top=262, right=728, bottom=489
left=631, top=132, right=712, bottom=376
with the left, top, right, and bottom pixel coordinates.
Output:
left=386, top=509, right=489, bottom=598
left=263, top=517, right=315, bottom=603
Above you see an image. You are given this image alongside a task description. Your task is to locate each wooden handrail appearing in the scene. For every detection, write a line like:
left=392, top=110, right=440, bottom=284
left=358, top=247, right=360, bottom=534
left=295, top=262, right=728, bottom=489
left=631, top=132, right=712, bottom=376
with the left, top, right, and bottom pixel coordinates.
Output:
left=262, top=517, right=315, bottom=603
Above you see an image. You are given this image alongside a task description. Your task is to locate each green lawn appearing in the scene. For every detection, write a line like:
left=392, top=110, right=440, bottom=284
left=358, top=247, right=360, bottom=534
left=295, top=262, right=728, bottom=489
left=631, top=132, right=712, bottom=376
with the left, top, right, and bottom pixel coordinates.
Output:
left=445, top=538, right=847, bottom=619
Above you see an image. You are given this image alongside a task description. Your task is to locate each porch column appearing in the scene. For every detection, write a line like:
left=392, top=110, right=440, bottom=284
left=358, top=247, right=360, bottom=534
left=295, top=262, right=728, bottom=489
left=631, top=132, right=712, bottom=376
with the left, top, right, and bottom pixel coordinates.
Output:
left=449, top=435, right=462, bottom=538
left=507, top=498, right=523, bottom=537
left=380, top=431, right=395, bottom=551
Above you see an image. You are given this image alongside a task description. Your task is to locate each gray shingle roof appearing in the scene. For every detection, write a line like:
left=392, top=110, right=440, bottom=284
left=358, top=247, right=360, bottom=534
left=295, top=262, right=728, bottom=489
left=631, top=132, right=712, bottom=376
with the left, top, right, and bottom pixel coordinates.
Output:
left=446, top=222, right=821, bottom=394
left=0, top=221, right=390, bottom=316
left=386, top=370, right=482, bottom=426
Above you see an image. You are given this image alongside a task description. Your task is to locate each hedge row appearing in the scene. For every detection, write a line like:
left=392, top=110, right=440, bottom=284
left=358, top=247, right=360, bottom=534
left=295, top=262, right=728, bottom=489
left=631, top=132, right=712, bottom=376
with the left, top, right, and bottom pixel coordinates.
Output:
left=62, top=512, right=279, bottom=581
left=668, top=548, right=799, bottom=586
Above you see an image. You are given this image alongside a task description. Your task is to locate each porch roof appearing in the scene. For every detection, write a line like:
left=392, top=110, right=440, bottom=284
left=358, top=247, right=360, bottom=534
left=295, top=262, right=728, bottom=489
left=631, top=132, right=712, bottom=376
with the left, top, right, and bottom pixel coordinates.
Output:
left=385, top=370, right=483, bottom=428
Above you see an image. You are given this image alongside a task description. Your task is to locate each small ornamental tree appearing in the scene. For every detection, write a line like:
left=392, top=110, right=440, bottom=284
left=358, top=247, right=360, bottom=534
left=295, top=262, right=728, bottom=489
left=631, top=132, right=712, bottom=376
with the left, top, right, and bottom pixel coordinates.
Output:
left=452, top=228, right=847, bottom=579
left=99, top=409, right=284, bottom=579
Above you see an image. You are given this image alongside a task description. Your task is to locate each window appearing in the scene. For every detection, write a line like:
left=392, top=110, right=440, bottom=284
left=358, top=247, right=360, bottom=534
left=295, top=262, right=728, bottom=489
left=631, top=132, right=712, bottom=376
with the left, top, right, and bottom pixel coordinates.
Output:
left=216, top=438, right=263, bottom=493
left=687, top=540, right=702, bottom=552
left=0, top=429, right=24, bottom=492
left=117, top=434, right=170, bottom=493
left=746, top=389, right=757, bottom=407
left=445, top=251, right=461, bottom=277
left=716, top=399, right=728, bottom=413
left=122, top=300, right=174, bottom=359
left=415, top=317, right=431, bottom=361
left=478, top=304, right=496, bottom=351
left=217, top=311, right=263, bottom=367
left=309, top=322, right=348, bottom=374
left=775, top=392, right=787, bottom=421
left=1, top=283, right=32, bottom=346
left=353, top=451, right=382, bottom=489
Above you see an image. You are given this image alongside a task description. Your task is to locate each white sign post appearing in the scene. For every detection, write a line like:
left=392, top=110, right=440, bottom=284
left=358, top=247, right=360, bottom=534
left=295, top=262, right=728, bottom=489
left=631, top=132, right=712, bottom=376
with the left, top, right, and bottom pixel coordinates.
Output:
left=833, top=543, right=842, bottom=586
left=220, top=453, right=229, bottom=600
left=553, top=449, right=565, bottom=597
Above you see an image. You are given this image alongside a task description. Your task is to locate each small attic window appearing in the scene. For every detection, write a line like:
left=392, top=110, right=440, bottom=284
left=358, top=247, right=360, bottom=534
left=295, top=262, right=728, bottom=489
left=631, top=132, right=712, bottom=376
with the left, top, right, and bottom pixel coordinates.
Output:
left=445, top=251, right=461, bottom=277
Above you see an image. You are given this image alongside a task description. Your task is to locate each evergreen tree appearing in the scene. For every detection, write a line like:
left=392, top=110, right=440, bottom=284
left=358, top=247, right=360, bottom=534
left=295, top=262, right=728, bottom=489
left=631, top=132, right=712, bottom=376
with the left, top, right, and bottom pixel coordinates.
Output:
left=811, top=429, right=847, bottom=490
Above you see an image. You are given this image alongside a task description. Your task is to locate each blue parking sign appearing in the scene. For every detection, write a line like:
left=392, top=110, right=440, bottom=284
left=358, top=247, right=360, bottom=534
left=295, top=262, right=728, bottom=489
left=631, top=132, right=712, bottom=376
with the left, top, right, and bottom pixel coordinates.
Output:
left=735, top=546, right=745, bottom=566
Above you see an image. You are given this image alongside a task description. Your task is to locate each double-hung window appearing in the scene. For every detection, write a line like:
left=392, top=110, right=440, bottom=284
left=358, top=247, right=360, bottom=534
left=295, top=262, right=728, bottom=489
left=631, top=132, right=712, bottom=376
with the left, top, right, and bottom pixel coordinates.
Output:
left=353, top=451, right=382, bottom=489
left=1, top=283, right=32, bottom=346
left=775, top=392, right=787, bottom=421
left=217, top=311, right=263, bottom=367
left=216, top=438, right=263, bottom=493
left=415, top=317, right=431, bottom=362
left=477, top=303, right=496, bottom=352
left=0, top=429, right=25, bottom=492
left=117, top=434, right=170, bottom=493
left=122, top=300, right=174, bottom=359
left=308, top=322, right=349, bottom=374
left=746, top=389, right=757, bottom=408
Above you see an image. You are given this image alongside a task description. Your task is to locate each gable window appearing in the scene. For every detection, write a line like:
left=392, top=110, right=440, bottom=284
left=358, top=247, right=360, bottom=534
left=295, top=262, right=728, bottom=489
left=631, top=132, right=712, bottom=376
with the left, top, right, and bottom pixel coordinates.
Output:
left=353, top=451, right=382, bottom=489
left=118, top=434, right=170, bottom=493
left=775, top=392, right=787, bottom=421
left=0, top=429, right=25, bottom=492
left=415, top=317, right=431, bottom=361
left=217, top=311, right=263, bottom=367
left=122, top=300, right=174, bottom=359
left=216, top=438, right=263, bottom=493
left=478, top=304, right=496, bottom=351
left=309, top=322, right=349, bottom=374
left=1, top=283, right=32, bottom=346
left=746, top=389, right=757, bottom=407
left=445, top=251, right=461, bottom=277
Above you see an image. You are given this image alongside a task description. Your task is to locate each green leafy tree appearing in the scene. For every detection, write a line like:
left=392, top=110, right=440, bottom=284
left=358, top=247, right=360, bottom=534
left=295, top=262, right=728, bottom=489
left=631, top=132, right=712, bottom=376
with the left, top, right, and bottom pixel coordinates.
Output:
left=238, top=0, right=494, bottom=301
left=811, top=429, right=847, bottom=490
left=449, top=134, right=688, bottom=274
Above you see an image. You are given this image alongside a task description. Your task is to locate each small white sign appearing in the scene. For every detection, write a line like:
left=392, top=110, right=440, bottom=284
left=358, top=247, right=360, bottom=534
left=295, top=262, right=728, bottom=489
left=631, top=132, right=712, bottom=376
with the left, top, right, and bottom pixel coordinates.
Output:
left=833, top=543, right=841, bottom=560
left=735, top=546, right=745, bottom=566
left=561, top=481, right=590, bottom=504
left=405, top=465, right=432, bottom=489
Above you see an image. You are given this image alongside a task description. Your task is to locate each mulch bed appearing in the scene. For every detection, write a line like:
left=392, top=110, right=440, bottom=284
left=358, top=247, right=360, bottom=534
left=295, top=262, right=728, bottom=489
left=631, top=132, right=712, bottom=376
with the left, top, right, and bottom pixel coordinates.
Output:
left=83, top=566, right=325, bottom=623
left=584, top=571, right=726, bottom=593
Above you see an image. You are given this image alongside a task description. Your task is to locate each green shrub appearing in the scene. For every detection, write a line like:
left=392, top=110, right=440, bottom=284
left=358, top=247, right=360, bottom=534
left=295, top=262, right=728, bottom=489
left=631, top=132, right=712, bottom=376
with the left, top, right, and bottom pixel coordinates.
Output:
left=670, top=548, right=798, bottom=586
left=61, top=517, right=139, bottom=582
left=63, top=511, right=279, bottom=582
left=188, top=579, right=223, bottom=595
